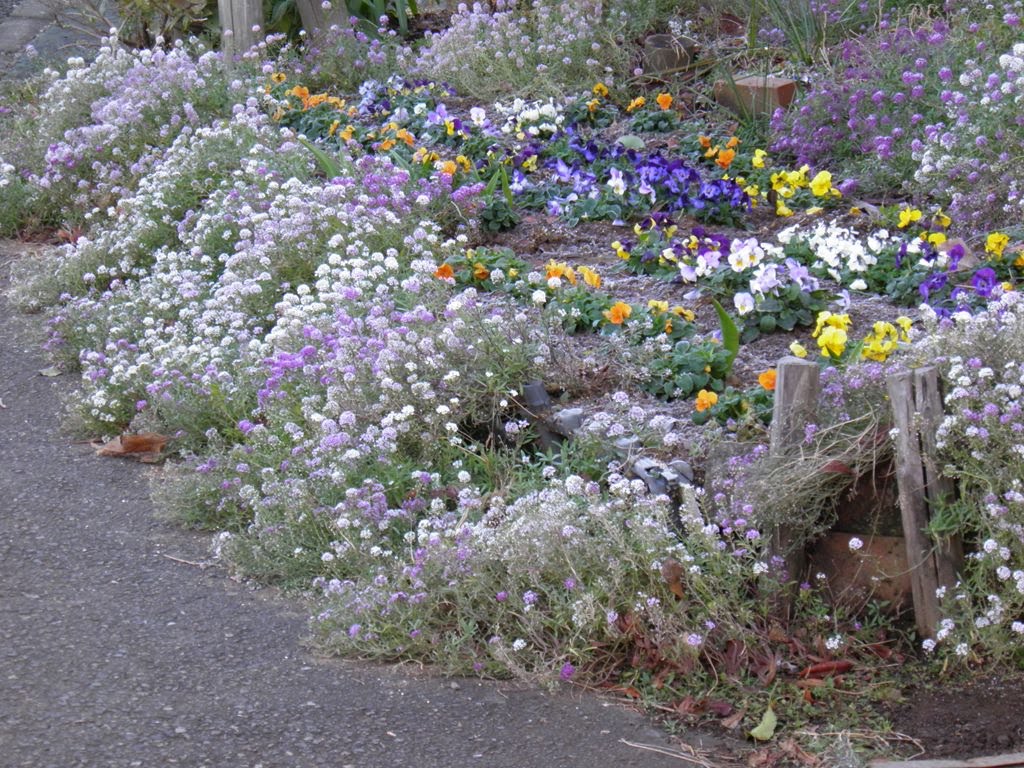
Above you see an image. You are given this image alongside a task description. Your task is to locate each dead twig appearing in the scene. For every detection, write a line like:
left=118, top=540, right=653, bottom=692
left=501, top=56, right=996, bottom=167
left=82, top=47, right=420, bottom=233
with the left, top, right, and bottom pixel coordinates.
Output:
left=794, top=729, right=926, bottom=761
left=618, top=738, right=724, bottom=767
left=162, top=554, right=209, bottom=569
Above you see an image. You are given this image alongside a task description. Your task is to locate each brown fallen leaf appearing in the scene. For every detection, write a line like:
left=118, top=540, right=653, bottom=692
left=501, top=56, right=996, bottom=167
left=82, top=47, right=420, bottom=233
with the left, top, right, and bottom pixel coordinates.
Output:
left=94, top=432, right=170, bottom=462
left=721, top=709, right=746, bottom=730
left=779, top=738, right=820, bottom=767
left=706, top=699, right=734, bottom=717
left=660, top=557, right=686, bottom=600
left=799, top=659, right=853, bottom=678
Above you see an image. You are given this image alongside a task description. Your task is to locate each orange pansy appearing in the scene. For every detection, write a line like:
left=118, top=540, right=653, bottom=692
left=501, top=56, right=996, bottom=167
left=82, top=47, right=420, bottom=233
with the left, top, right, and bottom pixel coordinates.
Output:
left=603, top=301, right=633, bottom=325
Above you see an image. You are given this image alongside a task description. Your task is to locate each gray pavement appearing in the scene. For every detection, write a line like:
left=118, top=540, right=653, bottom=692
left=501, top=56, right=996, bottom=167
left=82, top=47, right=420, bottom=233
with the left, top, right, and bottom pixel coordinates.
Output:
left=0, top=0, right=99, bottom=77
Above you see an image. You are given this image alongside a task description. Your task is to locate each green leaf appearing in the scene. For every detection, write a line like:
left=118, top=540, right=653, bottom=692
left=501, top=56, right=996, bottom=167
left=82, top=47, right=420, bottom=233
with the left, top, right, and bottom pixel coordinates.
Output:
left=749, top=704, right=777, bottom=742
left=674, top=372, right=694, bottom=394
left=616, top=135, right=645, bottom=151
left=298, top=137, right=341, bottom=179
left=711, top=298, right=739, bottom=373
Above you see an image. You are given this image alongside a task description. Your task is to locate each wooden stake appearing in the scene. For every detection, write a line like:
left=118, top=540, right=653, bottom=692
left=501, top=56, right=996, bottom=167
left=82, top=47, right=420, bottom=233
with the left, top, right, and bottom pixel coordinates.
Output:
left=769, top=356, right=820, bottom=612
left=218, top=0, right=263, bottom=60
left=912, top=367, right=964, bottom=589
left=887, top=370, right=942, bottom=637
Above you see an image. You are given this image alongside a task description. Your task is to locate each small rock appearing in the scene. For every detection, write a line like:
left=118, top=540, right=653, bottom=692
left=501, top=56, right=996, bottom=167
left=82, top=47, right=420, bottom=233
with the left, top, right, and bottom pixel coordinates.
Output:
left=631, top=457, right=669, bottom=496
left=551, top=408, right=584, bottom=436
left=667, top=459, right=694, bottom=483
left=521, top=381, right=551, bottom=410
left=613, top=436, right=642, bottom=456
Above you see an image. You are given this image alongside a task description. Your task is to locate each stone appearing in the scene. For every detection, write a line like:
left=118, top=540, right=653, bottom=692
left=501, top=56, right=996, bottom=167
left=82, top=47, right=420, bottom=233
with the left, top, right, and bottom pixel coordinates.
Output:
left=551, top=408, right=584, bottom=436
left=667, top=459, right=694, bottom=484
left=630, top=457, right=669, bottom=497
left=9, top=0, right=55, bottom=21
left=714, top=76, right=797, bottom=117
left=0, top=17, right=47, bottom=52
left=521, top=380, right=551, bottom=411
left=613, top=436, right=642, bottom=457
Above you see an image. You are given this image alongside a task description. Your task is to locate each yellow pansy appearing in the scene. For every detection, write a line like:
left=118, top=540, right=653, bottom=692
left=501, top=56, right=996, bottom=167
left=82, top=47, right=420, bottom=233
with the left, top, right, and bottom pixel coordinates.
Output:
left=809, top=170, right=833, bottom=197
left=577, top=266, right=601, bottom=288
left=672, top=305, right=696, bottom=322
left=545, top=260, right=577, bottom=285
left=896, top=316, right=912, bottom=341
left=898, top=207, right=923, bottom=228
left=986, top=231, right=1010, bottom=258
left=817, top=325, right=848, bottom=358
left=813, top=310, right=852, bottom=336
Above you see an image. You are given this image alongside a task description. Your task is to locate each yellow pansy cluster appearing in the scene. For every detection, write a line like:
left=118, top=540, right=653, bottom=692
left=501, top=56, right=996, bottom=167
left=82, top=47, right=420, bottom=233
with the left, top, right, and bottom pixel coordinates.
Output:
left=894, top=206, right=953, bottom=247
left=861, top=317, right=912, bottom=362
left=812, top=311, right=851, bottom=359
left=798, top=313, right=913, bottom=364
left=769, top=166, right=839, bottom=216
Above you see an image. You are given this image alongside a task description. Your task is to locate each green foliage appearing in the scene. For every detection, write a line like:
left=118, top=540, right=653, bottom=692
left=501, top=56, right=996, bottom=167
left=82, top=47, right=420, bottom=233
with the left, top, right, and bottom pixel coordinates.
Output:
left=479, top=196, right=521, bottom=232
left=345, top=0, right=418, bottom=37
left=642, top=337, right=733, bottom=400
left=629, top=105, right=679, bottom=134
left=117, top=0, right=211, bottom=48
left=692, top=383, right=774, bottom=430
left=711, top=298, right=739, bottom=374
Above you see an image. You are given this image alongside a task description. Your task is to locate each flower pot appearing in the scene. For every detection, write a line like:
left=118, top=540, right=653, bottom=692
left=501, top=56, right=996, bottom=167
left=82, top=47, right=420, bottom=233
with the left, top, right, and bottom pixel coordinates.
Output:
left=808, top=532, right=912, bottom=611
left=643, top=34, right=697, bottom=74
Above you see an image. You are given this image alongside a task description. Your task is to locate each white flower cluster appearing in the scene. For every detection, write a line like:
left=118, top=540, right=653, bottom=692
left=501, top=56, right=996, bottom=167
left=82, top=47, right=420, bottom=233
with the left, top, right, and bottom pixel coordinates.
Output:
left=493, top=97, right=565, bottom=140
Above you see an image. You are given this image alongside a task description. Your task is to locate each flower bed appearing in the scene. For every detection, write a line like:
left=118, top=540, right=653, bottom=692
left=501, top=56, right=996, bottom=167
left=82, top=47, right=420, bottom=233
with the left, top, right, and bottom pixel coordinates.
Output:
left=2, top=0, right=1024, bottom=756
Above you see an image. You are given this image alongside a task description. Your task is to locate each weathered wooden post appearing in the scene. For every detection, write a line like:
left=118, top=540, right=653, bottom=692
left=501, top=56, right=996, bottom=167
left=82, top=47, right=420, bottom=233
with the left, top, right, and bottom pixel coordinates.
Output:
left=218, top=0, right=263, bottom=59
left=769, top=356, right=820, bottom=613
left=294, top=0, right=345, bottom=36
left=887, top=366, right=963, bottom=637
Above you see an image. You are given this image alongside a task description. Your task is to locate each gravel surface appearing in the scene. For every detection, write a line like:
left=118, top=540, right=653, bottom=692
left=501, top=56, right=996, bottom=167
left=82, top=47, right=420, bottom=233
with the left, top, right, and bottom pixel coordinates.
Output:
left=0, top=243, right=725, bottom=767
left=0, top=0, right=16, bottom=24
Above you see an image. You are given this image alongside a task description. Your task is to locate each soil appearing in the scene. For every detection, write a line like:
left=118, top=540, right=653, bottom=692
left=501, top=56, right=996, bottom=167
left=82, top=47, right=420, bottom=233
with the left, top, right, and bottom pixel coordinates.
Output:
left=884, top=671, right=1024, bottom=759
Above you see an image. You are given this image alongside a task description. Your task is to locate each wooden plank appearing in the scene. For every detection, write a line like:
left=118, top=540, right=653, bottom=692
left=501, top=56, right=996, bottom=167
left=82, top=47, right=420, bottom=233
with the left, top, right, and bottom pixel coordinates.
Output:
left=887, top=370, right=942, bottom=637
left=218, top=0, right=263, bottom=58
left=871, top=752, right=1024, bottom=768
left=913, top=366, right=965, bottom=588
left=769, top=356, right=820, bottom=609
left=770, top=356, right=820, bottom=452
left=294, top=0, right=345, bottom=36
